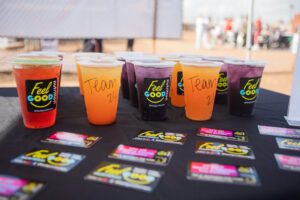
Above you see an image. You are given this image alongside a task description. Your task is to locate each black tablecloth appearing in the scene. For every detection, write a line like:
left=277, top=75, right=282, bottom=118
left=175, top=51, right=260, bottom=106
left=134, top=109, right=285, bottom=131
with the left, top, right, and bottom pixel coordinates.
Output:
left=0, top=87, right=300, bottom=200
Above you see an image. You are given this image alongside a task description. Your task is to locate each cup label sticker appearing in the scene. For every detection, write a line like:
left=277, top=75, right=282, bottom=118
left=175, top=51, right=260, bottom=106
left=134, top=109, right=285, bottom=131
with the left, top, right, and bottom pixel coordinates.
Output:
left=177, top=71, right=184, bottom=95
left=109, top=144, right=173, bottom=166
left=239, top=77, right=261, bottom=104
left=85, top=161, right=164, bottom=192
left=26, top=78, right=57, bottom=112
left=216, top=72, right=228, bottom=95
left=187, top=161, right=260, bottom=186
left=133, top=130, right=187, bottom=145
left=195, top=141, right=255, bottom=159
left=0, top=174, right=45, bottom=200
left=11, top=149, right=85, bottom=172
left=143, top=78, right=170, bottom=108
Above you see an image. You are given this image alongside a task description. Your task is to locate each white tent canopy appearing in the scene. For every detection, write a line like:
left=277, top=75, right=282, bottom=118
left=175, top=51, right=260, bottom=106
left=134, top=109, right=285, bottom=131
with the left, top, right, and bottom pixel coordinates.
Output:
left=0, top=0, right=182, bottom=39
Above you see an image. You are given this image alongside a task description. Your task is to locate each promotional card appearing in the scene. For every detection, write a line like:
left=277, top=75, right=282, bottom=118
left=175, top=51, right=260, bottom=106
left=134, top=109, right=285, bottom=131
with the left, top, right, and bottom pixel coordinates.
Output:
left=11, top=149, right=85, bottom=172
left=198, top=127, right=248, bottom=142
left=109, top=144, right=173, bottom=166
left=133, top=130, right=187, bottom=145
left=42, top=131, right=101, bottom=148
left=0, top=174, right=44, bottom=200
left=187, top=161, right=260, bottom=186
left=85, top=161, right=164, bottom=192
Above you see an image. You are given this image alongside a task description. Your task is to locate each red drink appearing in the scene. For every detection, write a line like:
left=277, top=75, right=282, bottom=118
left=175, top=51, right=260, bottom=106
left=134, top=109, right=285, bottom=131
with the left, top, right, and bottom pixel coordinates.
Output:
left=13, top=55, right=62, bottom=128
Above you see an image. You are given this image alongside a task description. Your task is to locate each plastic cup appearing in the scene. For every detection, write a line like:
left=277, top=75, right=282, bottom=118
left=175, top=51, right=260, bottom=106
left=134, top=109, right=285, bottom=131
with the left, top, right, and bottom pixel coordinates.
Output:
left=125, top=56, right=161, bottom=108
left=162, top=54, right=203, bottom=106
left=79, top=57, right=123, bottom=125
left=114, top=51, right=144, bottom=99
left=13, top=55, right=62, bottom=128
left=226, top=60, right=265, bottom=117
left=133, top=61, right=175, bottom=121
left=203, top=56, right=239, bottom=104
left=181, top=59, right=222, bottom=121
left=73, top=53, right=105, bottom=95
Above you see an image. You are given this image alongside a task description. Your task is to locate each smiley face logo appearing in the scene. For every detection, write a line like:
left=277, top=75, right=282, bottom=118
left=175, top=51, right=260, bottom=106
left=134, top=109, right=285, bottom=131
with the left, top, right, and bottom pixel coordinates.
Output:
left=123, top=172, right=154, bottom=185
left=26, top=79, right=57, bottom=112
left=217, top=72, right=228, bottom=92
left=144, top=79, right=169, bottom=104
left=240, top=77, right=261, bottom=101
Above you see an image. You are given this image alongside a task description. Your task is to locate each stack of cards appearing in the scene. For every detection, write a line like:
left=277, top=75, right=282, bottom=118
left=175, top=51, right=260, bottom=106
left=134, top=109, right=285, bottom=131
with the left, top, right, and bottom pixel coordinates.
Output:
left=258, top=125, right=300, bottom=138
left=187, top=161, right=260, bottom=186
left=42, top=131, right=101, bottom=148
left=258, top=125, right=300, bottom=172
left=0, top=174, right=44, bottom=200
left=198, top=127, right=248, bottom=142
left=276, top=138, right=300, bottom=151
left=195, top=141, right=255, bottom=159
left=109, top=144, right=173, bottom=166
left=11, top=149, right=85, bottom=172
left=133, top=130, right=187, bottom=145
left=85, top=161, right=164, bottom=192
left=275, top=154, right=300, bottom=172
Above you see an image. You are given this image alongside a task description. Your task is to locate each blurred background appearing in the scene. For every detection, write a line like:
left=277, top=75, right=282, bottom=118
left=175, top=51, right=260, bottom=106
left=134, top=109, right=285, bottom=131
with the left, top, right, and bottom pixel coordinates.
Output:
left=0, top=0, right=299, bottom=95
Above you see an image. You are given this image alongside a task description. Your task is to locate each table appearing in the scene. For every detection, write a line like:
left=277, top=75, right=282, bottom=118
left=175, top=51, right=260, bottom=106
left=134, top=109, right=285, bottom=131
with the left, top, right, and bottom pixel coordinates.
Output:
left=0, top=87, right=299, bottom=200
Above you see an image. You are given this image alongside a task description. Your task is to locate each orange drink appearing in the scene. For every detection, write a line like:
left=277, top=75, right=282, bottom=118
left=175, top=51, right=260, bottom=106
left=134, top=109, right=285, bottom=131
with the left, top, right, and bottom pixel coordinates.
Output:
left=73, top=53, right=105, bottom=95
left=181, top=60, right=222, bottom=121
left=79, top=57, right=123, bottom=125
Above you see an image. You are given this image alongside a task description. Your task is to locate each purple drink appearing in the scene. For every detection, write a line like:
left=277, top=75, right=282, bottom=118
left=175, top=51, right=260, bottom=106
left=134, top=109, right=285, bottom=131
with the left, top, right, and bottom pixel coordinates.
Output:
left=120, top=61, right=130, bottom=99
left=133, top=61, right=175, bottom=121
left=203, top=56, right=239, bottom=105
left=126, top=56, right=160, bottom=108
left=226, top=60, right=265, bottom=117
left=114, top=52, right=144, bottom=99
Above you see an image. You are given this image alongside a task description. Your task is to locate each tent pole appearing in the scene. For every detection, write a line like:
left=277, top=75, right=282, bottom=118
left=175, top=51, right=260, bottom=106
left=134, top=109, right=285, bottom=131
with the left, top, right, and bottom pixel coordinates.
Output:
left=246, top=0, right=254, bottom=60
left=152, top=0, right=158, bottom=54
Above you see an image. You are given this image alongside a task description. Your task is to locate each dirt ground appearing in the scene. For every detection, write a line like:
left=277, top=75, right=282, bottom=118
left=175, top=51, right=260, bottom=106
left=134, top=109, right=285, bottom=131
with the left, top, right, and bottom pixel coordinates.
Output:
left=0, top=30, right=296, bottom=95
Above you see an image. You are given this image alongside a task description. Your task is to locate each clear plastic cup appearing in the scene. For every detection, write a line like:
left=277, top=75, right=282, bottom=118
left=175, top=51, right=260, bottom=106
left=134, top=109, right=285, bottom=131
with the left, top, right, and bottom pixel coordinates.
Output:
left=73, top=53, right=105, bottom=95
left=79, top=57, right=123, bottom=125
left=133, top=61, right=175, bottom=121
left=125, top=55, right=160, bottom=108
left=13, top=55, right=62, bottom=128
left=181, top=59, right=222, bottom=121
left=226, top=60, right=265, bottom=117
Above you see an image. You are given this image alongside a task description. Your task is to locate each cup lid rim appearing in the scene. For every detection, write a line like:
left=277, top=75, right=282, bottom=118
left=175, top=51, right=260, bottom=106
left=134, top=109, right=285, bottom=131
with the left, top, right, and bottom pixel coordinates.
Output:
left=180, top=59, right=223, bottom=67
left=203, top=56, right=238, bottom=62
left=125, top=56, right=161, bottom=62
left=13, top=55, right=61, bottom=65
left=132, top=61, right=175, bottom=68
left=78, top=57, right=123, bottom=67
left=224, top=59, right=265, bottom=67
left=114, top=51, right=144, bottom=59
left=73, top=52, right=106, bottom=59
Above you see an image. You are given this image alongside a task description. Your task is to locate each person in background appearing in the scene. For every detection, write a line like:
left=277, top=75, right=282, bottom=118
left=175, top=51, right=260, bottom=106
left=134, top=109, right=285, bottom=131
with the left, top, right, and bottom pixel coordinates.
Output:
left=253, top=18, right=262, bottom=49
left=127, top=39, right=134, bottom=51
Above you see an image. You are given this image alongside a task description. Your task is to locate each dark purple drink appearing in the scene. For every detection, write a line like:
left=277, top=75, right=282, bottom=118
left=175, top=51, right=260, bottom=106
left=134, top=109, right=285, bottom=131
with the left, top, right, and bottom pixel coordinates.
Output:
left=226, top=60, right=265, bottom=117
left=120, top=61, right=130, bottom=99
left=203, top=56, right=238, bottom=105
left=114, top=52, right=144, bottom=99
left=134, top=61, right=175, bottom=121
left=126, top=56, right=160, bottom=108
